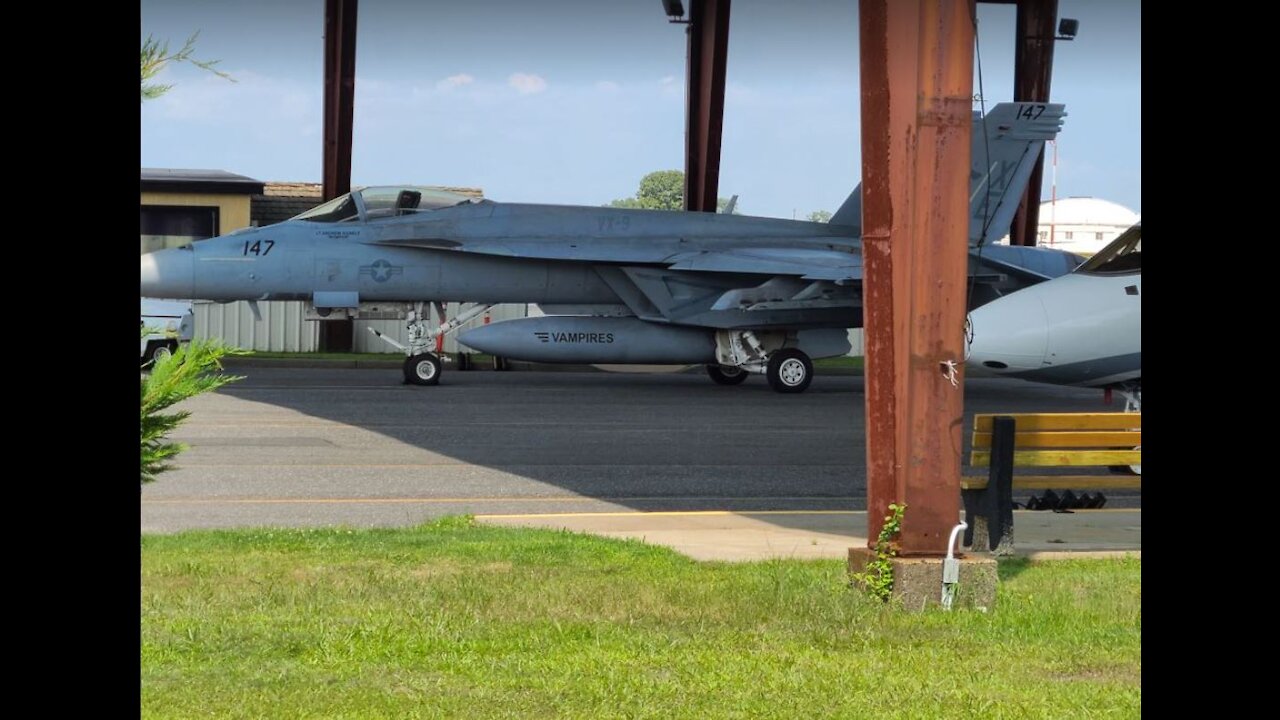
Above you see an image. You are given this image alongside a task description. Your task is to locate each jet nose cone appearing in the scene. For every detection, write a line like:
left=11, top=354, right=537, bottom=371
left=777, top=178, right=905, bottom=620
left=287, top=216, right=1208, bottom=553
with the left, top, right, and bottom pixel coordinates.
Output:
left=141, top=248, right=195, bottom=299
left=965, top=293, right=1050, bottom=377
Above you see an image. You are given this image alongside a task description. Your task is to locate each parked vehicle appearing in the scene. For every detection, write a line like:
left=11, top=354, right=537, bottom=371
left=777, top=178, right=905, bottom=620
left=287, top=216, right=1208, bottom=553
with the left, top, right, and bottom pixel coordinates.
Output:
left=141, top=298, right=194, bottom=366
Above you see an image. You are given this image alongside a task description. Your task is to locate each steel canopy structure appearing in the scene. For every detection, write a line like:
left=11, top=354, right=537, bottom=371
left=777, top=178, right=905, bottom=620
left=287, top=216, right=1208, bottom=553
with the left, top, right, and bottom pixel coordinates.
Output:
left=303, top=0, right=1072, bottom=554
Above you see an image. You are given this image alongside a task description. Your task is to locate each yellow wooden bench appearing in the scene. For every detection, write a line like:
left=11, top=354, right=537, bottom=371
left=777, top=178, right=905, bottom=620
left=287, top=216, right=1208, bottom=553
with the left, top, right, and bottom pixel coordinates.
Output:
left=962, top=412, right=1141, bottom=554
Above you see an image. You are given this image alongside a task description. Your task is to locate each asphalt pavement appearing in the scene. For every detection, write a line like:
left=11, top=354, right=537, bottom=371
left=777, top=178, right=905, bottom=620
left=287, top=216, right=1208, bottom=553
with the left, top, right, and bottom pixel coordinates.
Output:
left=142, top=366, right=1141, bottom=552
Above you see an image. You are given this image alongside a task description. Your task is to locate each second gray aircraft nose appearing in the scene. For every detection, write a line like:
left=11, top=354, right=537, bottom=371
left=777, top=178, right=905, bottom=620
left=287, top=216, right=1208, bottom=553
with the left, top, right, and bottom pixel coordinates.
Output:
left=140, top=248, right=195, bottom=299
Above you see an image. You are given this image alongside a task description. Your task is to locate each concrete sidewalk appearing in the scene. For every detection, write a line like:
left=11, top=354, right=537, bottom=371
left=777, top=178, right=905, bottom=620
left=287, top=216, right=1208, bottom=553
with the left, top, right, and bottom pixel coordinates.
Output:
left=476, top=509, right=1141, bottom=562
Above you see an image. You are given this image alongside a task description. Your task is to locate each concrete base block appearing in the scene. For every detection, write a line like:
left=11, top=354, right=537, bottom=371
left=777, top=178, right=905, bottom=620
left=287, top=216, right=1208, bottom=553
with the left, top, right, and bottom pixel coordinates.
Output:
left=848, top=547, right=998, bottom=611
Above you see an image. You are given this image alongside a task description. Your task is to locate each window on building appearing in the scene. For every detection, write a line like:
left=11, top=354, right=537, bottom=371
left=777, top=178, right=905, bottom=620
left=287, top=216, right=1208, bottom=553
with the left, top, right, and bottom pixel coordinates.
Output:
left=140, top=205, right=219, bottom=254
left=1038, top=231, right=1047, bottom=241
left=1064, top=231, right=1073, bottom=240
left=1096, top=232, right=1104, bottom=240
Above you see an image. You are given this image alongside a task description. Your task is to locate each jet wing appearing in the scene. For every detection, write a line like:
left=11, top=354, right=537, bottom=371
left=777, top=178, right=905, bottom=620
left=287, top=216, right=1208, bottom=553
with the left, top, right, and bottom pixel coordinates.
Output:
left=664, top=248, right=861, bottom=282
left=375, top=237, right=862, bottom=282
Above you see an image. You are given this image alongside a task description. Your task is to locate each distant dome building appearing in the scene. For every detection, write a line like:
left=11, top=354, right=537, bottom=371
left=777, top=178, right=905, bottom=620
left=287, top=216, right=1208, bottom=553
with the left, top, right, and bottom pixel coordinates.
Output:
left=998, top=197, right=1140, bottom=255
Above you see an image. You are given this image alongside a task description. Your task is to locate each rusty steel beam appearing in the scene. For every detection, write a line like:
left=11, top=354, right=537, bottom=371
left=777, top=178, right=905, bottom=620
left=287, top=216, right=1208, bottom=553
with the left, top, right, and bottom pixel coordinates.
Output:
left=323, top=0, right=358, bottom=202
left=321, top=0, right=358, bottom=352
left=1007, top=0, right=1057, bottom=246
left=860, top=0, right=974, bottom=556
left=684, top=0, right=731, bottom=212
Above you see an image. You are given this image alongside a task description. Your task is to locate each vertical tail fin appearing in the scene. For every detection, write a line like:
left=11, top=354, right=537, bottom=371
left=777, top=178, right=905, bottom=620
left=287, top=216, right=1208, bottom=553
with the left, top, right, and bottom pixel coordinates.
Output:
left=828, top=102, right=1066, bottom=244
left=829, top=181, right=862, bottom=230
left=968, top=102, right=1066, bottom=246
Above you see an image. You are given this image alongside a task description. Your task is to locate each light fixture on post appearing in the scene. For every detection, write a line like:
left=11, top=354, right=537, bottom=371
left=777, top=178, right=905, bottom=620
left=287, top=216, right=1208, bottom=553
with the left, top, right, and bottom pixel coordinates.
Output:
left=1056, top=18, right=1078, bottom=41
left=661, top=0, right=688, bottom=24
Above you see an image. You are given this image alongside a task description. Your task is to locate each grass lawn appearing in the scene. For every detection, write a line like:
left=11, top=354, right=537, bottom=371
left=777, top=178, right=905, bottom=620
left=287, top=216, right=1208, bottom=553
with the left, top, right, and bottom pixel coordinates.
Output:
left=241, top=351, right=403, bottom=361
left=813, top=355, right=864, bottom=370
left=142, top=518, right=1139, bottom=719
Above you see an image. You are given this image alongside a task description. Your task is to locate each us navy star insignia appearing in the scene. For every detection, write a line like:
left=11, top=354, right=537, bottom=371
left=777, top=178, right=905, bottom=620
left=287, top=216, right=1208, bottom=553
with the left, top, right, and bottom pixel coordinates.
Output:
left=360, top=259, right=403, bottom=283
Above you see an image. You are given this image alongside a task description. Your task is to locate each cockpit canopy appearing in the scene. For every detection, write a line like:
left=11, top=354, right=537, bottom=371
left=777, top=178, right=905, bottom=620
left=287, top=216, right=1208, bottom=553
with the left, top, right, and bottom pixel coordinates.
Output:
left=290, top=186, right=481, bottom=223
left=1077, top=222, right=1140, bottom=275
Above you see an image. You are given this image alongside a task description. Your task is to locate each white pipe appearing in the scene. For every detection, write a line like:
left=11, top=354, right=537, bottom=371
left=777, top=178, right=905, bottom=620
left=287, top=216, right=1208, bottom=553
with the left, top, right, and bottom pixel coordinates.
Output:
left=947, top=521, right=967, bottom=561
left=941, top=521, right=969, bottom=611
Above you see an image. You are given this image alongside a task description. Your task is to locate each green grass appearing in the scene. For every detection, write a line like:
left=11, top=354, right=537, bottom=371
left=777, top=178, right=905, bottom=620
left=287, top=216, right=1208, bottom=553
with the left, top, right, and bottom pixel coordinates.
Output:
left=239, top=351, right=503, bottom=364
left=142, top=519, right=1139, bottom=719
left=814, top=355, right=864, bottom=369
left=240, top=351, right=403, bottom=361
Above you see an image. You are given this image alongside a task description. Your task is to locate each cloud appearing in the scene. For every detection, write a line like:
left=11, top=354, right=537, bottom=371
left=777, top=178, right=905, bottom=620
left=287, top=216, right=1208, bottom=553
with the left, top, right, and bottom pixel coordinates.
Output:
left=436, top=73, right=474, bottom=91
left=508, top=73, right=547, bottom=95
left=659, top=75, right=681, bottom=99
left=595, top=80, right=620, bottom=93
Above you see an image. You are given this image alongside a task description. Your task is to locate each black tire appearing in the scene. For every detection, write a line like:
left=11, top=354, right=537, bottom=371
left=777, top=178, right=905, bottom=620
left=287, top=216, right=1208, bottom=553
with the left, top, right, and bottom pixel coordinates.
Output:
left=706, top=365, right=748, bottom=385
left=403, top=353, right=442, bottom=386
left=492, top=355, right=508, bottom=371
left=456, top=353, right=471, bottom=371
left=766, top=349, right=813, bottom=394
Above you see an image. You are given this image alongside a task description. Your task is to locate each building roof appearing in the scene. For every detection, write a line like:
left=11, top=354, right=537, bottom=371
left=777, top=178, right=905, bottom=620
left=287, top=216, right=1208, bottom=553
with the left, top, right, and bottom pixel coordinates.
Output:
left=140, top=168, right=266, bottom=195
left=1037, top=197, right=1139, bottom=228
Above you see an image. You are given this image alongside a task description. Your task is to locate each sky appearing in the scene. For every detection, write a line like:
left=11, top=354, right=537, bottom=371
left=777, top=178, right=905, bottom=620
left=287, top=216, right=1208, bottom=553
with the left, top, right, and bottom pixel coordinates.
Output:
left=140, top=0, right=1140, bottom=221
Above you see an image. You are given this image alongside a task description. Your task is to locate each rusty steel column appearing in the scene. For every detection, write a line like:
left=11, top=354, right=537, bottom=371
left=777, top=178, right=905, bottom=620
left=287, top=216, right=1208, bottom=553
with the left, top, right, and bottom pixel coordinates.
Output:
left=323, top=0, right=358, bottom=201
left=1007, top=0, right=1057, bottom=246
left=860, top=0, right=974, bottom=555
left=684, top=0, right=731, bottom=212
left=321, top=0, right=358, bottom=351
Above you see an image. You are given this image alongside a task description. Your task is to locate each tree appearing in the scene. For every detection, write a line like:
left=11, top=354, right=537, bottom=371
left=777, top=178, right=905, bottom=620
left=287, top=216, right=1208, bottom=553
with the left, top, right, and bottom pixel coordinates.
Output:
left=141, top=31, right=241, bottom=484
left=141, top=32, right=233, bottom=102
left=807, top=210, right=832, bottom=223
left=141, top=334, right=246, bottom=484
left=607, top=170, right=740, bottom=213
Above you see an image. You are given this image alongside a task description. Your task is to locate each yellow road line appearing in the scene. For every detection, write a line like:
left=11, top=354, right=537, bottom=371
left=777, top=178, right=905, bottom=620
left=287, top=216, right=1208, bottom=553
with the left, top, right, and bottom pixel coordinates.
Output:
left=142, top=496, right=863, bottom=506
left=477, top=510, right=859, bottom=519
left=142, top=497, right=1140, bottom=515
left=478, top=509, right=1140, bottom=519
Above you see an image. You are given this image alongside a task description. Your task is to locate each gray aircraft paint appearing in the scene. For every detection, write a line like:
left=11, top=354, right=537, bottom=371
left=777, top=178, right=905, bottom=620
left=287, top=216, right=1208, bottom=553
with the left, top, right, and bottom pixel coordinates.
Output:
left=459, top=316, right=718, bottom=364
left=992, top=352, right=1141, bottom=387
left=140, top=102, right=1077, bottom=382
left=965, top=225, right=1141, bottom=392
left=459, top=317, right=853, bottom=365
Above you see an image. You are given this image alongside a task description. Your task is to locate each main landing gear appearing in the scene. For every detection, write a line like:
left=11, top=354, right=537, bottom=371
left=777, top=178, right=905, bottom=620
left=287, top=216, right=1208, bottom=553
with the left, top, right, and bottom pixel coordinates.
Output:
left=1107, top=383, right=1141, bottom=476
left=369, top=301, right=493, bottom=387
left=404, top=353, right=442, bottom=386
left=706, top=365, right=748, bottom=385
left=706, top=330, right=816, bottom=394
left=766, top=349, right=813, bottom=394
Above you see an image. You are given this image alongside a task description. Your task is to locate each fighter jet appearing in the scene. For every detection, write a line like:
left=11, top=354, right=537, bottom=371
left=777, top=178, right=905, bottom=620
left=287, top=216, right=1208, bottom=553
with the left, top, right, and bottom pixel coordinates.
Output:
left=140, top=102, right=1080, bottom=393
left=965, top=221, right=1141, bottom=411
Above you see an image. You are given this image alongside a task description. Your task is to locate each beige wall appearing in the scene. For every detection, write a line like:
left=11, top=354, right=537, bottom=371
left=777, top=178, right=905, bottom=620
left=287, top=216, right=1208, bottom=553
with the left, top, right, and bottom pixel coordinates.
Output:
left=140, top=192, right=252, bottom=234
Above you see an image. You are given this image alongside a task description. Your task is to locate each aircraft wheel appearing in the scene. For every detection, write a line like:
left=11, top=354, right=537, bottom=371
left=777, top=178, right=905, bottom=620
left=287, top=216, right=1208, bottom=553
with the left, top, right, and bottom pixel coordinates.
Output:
left=706, top=365, right=748, bottom=385
left=766, top=349, right=813, bottom=394
left=1108, top=446, right=1141, bottom=475
left=404, top=353, right=442, bottom=386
